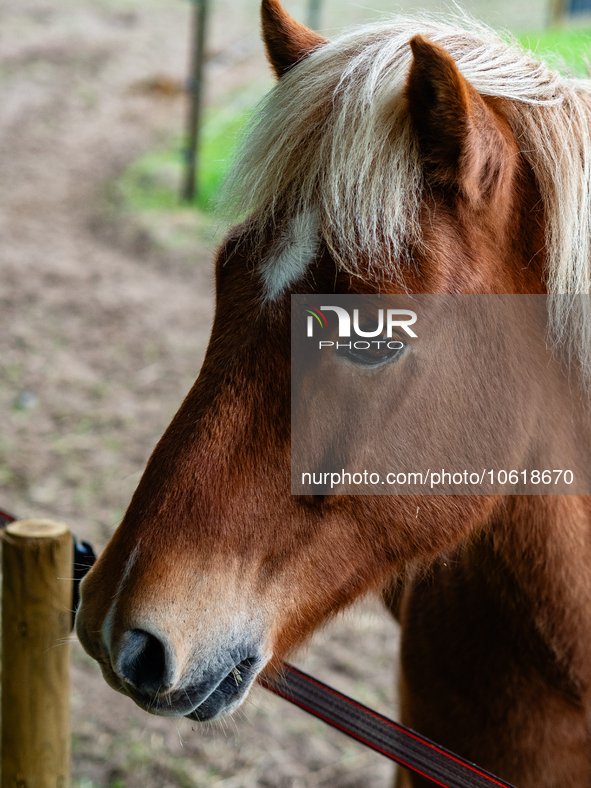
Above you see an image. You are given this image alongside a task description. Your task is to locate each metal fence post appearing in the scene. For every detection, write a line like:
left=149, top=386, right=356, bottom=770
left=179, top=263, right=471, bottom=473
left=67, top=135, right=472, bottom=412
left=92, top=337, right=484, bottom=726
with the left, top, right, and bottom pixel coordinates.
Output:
left=308, top=0, right=322, bottom=30
left=182, top=0, right=210, bottom=202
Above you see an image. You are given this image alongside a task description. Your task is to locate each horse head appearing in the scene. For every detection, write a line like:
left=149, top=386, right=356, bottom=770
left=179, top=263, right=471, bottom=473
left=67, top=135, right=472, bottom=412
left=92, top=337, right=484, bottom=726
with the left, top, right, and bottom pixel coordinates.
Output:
left=77, top=0, right=587, bottom=726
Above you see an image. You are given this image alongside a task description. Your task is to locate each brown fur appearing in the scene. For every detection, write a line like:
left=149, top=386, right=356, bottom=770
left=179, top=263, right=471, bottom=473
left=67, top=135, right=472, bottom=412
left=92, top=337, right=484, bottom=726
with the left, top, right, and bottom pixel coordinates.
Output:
left=261, top=0, right=327, bottom=77
left=76, top=5, right=591, bottom=785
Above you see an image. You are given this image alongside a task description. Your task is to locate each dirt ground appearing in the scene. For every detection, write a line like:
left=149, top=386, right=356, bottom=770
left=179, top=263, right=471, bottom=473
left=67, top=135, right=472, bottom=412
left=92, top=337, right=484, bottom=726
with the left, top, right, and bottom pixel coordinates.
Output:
left=0, top=1, right=406, bottom=786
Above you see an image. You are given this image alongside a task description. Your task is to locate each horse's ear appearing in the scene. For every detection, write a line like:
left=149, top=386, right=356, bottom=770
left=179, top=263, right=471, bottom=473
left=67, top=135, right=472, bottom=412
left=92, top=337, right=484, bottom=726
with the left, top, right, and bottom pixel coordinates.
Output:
left=406, top=35, right=508, bottom=203
left=261, top=0, right=328, bottom=78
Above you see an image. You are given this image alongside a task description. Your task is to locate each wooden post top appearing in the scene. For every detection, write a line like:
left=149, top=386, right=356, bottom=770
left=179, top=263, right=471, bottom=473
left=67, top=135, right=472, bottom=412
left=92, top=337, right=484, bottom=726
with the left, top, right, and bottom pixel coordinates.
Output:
left=5, top=519, right=70, bottom=539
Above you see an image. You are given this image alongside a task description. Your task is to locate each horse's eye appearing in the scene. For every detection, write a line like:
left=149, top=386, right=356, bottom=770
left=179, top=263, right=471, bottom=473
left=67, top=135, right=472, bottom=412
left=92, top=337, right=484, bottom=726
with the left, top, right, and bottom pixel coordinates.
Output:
left=337, top=339, right=405, bottom=367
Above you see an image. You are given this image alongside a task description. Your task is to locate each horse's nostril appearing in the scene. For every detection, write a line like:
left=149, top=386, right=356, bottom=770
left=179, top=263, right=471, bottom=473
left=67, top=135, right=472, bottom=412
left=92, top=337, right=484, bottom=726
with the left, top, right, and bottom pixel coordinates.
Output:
left=116, top=629, right=169, bottom=691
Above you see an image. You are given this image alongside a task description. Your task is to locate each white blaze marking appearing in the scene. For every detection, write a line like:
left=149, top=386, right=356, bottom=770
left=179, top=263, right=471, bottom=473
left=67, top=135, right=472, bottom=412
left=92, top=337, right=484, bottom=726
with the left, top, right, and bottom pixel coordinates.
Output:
left=260, top=211, right=320, bottom=302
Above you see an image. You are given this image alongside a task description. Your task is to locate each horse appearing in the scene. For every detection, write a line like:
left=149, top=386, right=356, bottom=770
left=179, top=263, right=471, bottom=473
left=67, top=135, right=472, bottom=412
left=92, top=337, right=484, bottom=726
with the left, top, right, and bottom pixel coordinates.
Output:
left=76, top=1, right=591, bottom=785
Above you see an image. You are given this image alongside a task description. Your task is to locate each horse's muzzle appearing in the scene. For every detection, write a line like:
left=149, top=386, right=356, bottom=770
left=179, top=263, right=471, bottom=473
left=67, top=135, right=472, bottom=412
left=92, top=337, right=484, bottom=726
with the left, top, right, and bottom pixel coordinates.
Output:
left=108, top=627, right=266, bottom=720
left=184, top=656, right=263, bottom=721
left=76, top=602, right=267, bottom=721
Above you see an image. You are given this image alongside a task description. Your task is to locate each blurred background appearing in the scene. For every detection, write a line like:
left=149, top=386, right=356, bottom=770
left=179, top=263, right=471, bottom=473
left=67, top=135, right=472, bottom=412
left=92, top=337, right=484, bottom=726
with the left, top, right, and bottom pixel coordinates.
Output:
left=0, top=0, right=590, bottom=786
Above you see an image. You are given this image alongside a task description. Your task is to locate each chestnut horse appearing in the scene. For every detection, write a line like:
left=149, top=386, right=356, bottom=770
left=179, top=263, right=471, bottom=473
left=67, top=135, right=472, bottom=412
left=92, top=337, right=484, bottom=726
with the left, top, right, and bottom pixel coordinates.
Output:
left=77, top=2, right=591, bottom=785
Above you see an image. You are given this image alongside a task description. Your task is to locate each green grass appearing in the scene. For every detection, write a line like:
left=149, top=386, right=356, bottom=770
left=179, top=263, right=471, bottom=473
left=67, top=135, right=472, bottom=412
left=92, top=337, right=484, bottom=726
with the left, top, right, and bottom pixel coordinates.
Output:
left=517, top=28, right=591, bottom=75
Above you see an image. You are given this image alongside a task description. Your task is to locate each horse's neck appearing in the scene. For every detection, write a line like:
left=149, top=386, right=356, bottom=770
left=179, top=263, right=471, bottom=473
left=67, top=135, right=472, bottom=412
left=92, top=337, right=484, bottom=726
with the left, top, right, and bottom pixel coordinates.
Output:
left=484, top=496, right=591, bottom=697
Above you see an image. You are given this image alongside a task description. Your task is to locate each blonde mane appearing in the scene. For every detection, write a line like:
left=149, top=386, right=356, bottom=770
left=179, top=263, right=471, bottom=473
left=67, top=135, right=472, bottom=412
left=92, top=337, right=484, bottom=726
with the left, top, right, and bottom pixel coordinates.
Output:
left=220, top=18, right=591, bottom=379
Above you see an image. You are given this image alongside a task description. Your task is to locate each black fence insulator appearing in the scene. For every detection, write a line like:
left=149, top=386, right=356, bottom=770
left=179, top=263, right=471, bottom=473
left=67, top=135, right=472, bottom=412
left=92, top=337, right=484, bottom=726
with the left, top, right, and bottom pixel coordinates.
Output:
left=72, top=536, right=97, bottom=628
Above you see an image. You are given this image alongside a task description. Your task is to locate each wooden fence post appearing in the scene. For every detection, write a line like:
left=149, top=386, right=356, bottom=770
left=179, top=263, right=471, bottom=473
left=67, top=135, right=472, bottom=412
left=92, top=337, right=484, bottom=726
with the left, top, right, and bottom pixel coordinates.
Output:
left=549, top=0, right=568, bottom=26
left=2, top=519, right=73, bottom=788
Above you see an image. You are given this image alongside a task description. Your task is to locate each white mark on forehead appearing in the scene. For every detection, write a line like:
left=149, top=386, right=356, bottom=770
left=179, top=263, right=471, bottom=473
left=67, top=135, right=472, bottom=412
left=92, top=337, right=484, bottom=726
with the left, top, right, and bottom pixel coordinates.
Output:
left=260, top=210, right=320, bottom=302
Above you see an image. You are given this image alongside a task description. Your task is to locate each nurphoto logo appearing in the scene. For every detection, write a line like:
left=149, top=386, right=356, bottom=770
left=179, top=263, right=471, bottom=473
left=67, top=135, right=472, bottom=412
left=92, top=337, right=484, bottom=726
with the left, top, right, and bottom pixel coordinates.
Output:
left=304, top=304, right=418, bottom=348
